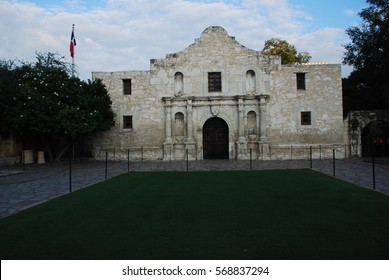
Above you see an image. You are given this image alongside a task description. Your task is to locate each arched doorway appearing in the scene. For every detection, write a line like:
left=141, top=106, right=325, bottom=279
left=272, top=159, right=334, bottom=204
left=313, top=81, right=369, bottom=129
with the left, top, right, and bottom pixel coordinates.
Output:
left=361, top=120, right=389, bottom=157
left=203, top=117, right=229, bottom=159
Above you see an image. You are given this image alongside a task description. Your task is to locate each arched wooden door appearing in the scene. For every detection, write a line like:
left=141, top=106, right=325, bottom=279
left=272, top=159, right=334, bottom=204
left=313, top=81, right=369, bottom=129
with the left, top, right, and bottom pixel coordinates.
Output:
left=203, top=117, right=229, bottom=159
left=362, top=120, right=389, bottom=157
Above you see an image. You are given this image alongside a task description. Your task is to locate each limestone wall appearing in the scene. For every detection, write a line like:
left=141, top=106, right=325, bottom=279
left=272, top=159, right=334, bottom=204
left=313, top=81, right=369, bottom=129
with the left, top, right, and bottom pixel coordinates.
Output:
left=269, top=64, right=343, bottom=143
left=149, top=26, right=279, bottom=98
left=92, top=70, right=165, bottom=159
left=91, top=26, right=345, bottom=160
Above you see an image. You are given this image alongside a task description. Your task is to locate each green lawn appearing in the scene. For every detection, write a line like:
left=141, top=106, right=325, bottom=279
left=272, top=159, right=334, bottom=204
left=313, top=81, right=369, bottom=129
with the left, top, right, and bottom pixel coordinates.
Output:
left=1, top=169, right=389, bottom=260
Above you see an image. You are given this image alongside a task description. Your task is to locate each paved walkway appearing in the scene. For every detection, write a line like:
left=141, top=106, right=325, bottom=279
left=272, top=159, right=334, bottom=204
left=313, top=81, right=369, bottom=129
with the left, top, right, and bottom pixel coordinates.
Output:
left=1, top=158, right=388, bottom=219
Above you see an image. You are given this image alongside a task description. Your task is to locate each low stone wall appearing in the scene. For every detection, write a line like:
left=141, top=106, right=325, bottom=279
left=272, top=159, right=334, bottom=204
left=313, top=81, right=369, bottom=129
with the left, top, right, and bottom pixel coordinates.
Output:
left=93, top=146, right=164, bottom=161
left=268, top=144, right=347, bottom=160
left=92, top=143, right=347, bottom=161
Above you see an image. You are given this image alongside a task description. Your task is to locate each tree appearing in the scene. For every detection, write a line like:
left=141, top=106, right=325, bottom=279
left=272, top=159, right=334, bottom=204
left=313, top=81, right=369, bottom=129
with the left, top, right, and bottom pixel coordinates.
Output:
left=261, top=38, right=311, bottom=64
left=0, top=53, right=114, bottom=161
left=343, top=0, right=389, bottom=110
left=342, top=71, right=371, bottom=117
left=0, top=60, right=19, bottom=135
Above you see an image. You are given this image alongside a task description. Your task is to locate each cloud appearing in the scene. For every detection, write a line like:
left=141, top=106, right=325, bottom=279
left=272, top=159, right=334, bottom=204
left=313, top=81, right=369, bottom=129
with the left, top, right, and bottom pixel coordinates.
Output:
left=344, top=9, right=357, bottom=16
left=297, top=28, right=345, bottom=62
left=0, top=0, right=352, bottom=79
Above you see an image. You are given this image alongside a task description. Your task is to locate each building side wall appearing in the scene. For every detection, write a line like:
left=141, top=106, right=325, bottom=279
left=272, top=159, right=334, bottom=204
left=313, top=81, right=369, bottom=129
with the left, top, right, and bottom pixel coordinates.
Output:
left=92, top=71, right=166, bottom=159
left=269, top=64, right=343, bottom=144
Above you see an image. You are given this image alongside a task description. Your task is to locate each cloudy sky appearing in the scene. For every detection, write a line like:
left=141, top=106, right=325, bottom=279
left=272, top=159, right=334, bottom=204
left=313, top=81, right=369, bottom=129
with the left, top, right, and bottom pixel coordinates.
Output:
left=0, top=0, right=367, bottom=80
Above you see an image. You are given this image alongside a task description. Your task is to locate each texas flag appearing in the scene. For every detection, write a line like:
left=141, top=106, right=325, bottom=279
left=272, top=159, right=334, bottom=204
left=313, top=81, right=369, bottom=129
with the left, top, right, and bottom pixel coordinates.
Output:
left=70, top=26, right=76, bottom=58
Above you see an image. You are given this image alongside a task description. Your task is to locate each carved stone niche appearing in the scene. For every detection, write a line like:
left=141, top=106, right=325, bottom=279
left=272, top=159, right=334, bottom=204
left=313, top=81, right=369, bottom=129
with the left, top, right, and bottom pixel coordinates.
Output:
left=174, top=72, right=184, bottom=97
left=245, top=70, right=256, bottom=94
left=174, top=112, right=185, bottom=143
left=247, top=111, right=257, bottom=141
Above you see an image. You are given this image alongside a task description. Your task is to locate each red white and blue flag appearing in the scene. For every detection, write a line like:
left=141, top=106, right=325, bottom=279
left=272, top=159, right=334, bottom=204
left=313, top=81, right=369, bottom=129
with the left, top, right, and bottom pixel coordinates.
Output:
left=70, top=26, right=76, bottom=58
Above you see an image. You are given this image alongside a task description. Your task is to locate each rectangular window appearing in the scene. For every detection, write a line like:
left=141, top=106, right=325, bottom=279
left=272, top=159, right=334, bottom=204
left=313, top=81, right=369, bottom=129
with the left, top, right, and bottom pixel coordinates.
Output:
left=208, top=72, right=222, bottom=92
left=123, top=115, right=133, bottom=129
left=301, top=111, right=311, bottom=125
left=296, top=73, right=306, bottom=90
left=123, top=79, right=132, bottom=95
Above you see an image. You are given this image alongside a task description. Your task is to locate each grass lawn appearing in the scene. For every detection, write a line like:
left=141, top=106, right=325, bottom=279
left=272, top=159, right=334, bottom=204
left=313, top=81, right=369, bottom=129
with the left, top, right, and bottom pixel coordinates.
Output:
left=1, top=169, right=389, bottom=260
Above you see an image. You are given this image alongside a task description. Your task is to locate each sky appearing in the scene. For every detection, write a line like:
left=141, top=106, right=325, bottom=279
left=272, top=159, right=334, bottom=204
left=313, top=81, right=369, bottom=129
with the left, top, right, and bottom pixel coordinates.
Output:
left=0, top=0, right=367, bottom=80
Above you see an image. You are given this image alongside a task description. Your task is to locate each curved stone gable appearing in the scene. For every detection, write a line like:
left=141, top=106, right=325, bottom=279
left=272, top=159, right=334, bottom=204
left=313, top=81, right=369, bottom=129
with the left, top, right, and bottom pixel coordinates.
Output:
left=198, top=26, right=250, bottom=50
left=201, top=26, right=229, bottom=37
left=151, top=26, right=265, bottom=70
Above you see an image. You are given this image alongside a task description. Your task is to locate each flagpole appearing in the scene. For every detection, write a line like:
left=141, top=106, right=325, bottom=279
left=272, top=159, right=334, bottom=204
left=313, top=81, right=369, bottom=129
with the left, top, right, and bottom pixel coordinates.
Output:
left=72, top=24, right=75, bottom=77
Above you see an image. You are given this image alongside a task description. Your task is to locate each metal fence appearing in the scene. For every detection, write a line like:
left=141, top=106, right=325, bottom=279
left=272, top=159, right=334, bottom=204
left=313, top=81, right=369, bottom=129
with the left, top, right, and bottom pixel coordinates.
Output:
left=1, top=146, right=388, bottom=219
left=0, top=143, right=383, bottom=167
left=93, top=144, right=350, bottom=162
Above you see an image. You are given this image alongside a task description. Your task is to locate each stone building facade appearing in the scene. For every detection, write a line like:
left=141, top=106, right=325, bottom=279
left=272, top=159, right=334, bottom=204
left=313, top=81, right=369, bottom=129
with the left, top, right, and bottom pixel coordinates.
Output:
left=346, top=110, right=389, bottom=158
left=0, top=133, right=19, bottom=165
left=92, top=26, right=345, bottom=161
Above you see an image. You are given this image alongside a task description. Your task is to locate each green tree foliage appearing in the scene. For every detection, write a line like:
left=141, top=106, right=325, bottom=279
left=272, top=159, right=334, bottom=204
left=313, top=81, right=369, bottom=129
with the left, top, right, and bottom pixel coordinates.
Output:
left=0, top=60, right=19, bottom=134
left=343, top=0, right=389, bottom=111
left=0, top=53, right=114, bottom=161
left=342, top=72, right=371, bottom=117
left=261, top=38, right=311, bottom=64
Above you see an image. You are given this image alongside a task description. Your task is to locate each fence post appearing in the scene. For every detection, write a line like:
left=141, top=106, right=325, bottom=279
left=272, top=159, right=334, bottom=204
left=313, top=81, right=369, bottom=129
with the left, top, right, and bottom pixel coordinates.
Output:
left=69, top=155, right=72, bottom=192
left=372, top=149, right=376, bottom=190
left=22, top=150, right=25, bottom=172
left=310, top=146, right=312, bottom=168
left=127, top=149, right=130, bottom=172
left=333, top=149, right=336, bottom=177
left=105, top=152, right=108, bottom=180
left=261, top=145, right=264, bottom=161
left=319, top=145, right=322, bottom=160
left=344, top=144, right=347, bottom=159
left=250, top=148, right=252, bottom=170
left=186, top=149, right=189, bottom=171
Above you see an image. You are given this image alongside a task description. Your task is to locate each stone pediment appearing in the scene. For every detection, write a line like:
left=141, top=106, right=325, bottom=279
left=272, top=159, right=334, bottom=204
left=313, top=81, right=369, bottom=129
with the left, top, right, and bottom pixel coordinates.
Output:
left=198, top=26, right=235, bottom=45
left=150, top=26, right=261, bottom=68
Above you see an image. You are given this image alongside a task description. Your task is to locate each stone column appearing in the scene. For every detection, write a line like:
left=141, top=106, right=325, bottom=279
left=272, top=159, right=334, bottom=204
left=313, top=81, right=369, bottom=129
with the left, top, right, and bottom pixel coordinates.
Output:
left=259, top=96, right=267, bottom=141
left=186, top=98, right=194, bottom=142
left=185, top=97, right=196, bottom=160
left=258, top=95, right=270, bottom=160
left=162, top=97, right=173, bottom=161
left=238, top=97, right=245, bottom=141
left=236, top=96, right=247, bottom=159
